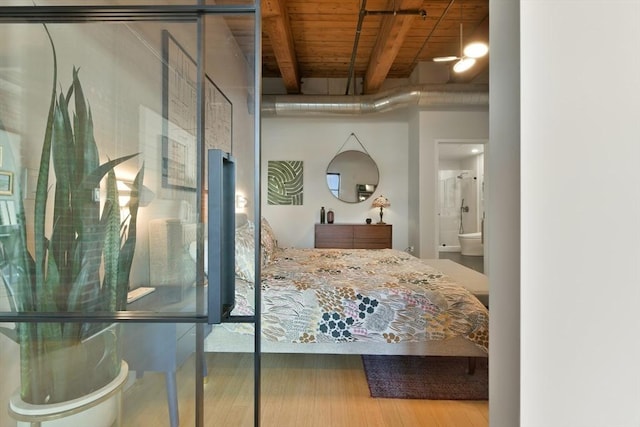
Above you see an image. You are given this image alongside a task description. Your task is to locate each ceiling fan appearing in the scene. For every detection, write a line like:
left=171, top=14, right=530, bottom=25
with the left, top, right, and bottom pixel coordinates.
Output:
left=432, top=4, right=488, bottom=73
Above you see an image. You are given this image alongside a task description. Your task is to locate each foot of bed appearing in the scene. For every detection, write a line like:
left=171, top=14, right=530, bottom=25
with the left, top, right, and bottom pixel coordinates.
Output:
left=467, top=357, right=477, bottom=375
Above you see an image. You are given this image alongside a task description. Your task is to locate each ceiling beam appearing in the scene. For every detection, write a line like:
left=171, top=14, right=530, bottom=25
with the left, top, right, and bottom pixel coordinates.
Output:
left=363, top=0, right=424, bottom=94
left=262, top=0, right=301, bottom=94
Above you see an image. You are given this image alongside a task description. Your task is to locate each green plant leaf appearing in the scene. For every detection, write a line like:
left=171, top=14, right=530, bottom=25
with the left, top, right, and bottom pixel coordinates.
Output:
left=71, top=68, right=99, bottom=188
left=50, top=92, right=75, bottom=293
left=103, top=169, right=120, bottom=312
left=33, top=24, right=58, bottom=304
left=9, top=25, right=145, bottom=404
left=117, top=164, right=144, bottom=310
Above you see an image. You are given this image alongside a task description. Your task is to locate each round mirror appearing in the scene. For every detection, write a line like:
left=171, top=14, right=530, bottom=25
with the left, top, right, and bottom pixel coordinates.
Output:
left=326, top=150, right=379, bottom=203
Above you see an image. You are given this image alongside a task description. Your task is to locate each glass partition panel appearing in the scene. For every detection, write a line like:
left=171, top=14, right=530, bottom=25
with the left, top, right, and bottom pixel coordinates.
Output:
left=0, top=4, right=258, bottom=426
left=1, top=321, right=240, bottom=427
left=0, top=20, right=203, bottom=315
left=3, top=1, right=256, bottom=6
left=0, top=17, right=257, bottom=317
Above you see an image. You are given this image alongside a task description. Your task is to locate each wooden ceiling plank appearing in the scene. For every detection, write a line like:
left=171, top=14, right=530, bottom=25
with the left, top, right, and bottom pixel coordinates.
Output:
left=258, top=0, right=489, bottom=92
left=262, top=0, right=301, bottom=93
left=363, top=0, right=425, bottom=94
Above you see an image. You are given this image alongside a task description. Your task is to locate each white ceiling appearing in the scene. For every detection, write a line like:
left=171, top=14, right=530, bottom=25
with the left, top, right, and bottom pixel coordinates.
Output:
left=438, top=143, right=484, bottom=161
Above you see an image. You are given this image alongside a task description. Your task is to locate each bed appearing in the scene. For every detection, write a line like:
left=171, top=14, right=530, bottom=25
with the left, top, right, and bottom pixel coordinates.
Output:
left=169, top=216, right=488, bottom=358
left=140, top=217, right=488, bottom=425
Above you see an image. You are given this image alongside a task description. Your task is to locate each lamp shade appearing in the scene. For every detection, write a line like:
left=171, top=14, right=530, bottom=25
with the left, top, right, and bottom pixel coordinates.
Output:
left=371, top=195, right=390, bottom=208
left=117, top=180, right=155, bottom=207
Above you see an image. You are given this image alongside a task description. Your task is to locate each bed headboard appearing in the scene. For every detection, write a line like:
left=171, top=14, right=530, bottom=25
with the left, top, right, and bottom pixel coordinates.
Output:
left=148, top=218, right=197, bottom=299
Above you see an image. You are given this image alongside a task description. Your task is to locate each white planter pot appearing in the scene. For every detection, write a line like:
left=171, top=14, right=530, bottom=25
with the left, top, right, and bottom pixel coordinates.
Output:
left=8, top=361, right=128, bottom=427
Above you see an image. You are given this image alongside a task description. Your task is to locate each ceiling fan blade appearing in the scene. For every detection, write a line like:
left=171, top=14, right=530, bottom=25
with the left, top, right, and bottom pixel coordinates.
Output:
left=433, top=55, right=460, bottom=62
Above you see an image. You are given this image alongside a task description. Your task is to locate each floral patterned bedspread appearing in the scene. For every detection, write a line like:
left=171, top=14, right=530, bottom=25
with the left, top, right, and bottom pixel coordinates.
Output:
left=231, top=248, right=488, bottom=353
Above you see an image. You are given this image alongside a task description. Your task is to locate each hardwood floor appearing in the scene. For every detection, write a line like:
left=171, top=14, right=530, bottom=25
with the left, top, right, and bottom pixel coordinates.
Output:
left=122, top=352, right=488, bottom=427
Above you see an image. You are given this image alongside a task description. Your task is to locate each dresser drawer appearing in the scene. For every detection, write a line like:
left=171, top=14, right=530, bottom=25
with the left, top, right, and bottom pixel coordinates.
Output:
left=314, top=224, right=353, bottom=248
left=353, top=225, right=392, bottom=249
left=315, top=223, right=392, bottom=249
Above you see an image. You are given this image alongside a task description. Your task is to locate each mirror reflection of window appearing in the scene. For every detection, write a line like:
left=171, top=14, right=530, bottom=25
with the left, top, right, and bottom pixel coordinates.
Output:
left=326, top=150, right=379, bottom=203
left=326, top=173, right=340, bottom=198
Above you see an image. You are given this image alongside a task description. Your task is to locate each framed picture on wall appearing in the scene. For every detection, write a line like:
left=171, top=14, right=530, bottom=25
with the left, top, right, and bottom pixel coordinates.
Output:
left=0, top=171, right=13, bottom=196
left=161, top=30, right=232, bottom=191
left=267, top=160, right=304, bottom=205
left=163, top=136, right=196, bottom=191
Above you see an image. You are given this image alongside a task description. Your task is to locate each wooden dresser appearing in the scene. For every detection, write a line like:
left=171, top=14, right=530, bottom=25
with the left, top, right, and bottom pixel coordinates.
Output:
left=314, top=224, right=392, bottom=249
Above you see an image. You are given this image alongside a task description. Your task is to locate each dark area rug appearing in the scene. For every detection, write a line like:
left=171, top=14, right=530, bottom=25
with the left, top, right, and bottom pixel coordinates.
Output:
left=361, top=355, right=488, bottom=400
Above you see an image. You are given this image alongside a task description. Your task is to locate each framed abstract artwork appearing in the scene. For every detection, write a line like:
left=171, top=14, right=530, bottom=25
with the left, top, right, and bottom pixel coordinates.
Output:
left=267, top=161, right=303, bottom=205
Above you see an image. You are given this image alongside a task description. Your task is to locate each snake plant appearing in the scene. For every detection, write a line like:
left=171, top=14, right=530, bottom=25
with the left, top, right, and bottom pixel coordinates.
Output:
left=0, top=27, right=143, bottom=404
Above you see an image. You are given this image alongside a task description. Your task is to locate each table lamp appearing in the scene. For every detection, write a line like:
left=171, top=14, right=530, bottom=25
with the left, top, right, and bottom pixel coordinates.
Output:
left=371, top=195, right=390, bottom=224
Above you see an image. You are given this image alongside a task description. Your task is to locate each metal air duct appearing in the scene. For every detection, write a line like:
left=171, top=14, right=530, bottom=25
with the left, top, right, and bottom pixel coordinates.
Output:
left=261, top=85, right=488, bottom=117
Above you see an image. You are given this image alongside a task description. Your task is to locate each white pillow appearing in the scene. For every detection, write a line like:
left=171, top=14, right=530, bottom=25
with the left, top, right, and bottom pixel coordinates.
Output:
left=188, top=220, right=255, bottom=282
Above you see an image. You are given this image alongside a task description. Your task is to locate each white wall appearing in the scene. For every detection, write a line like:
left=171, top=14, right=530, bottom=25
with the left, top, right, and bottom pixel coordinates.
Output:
left=262, top=110, right=488, bottom=255
left=407, top=109, right=421, bottom=255
left=488, top=1, right=520, bottom=425
left=521, top=1, right=640, bottom=425
left=261, top=114, right=409, bottom=250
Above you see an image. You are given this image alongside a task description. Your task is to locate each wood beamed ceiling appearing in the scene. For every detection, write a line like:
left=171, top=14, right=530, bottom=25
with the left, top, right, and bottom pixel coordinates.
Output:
left=256, top=0, right=489, bottom=94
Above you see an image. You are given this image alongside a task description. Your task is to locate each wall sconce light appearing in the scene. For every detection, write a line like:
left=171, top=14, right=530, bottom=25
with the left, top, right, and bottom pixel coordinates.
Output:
left=117, top=180, right=155, bottom=208
left=235, top=194, right=249, bottom=210
left=117, top=180, right=132, bottom=208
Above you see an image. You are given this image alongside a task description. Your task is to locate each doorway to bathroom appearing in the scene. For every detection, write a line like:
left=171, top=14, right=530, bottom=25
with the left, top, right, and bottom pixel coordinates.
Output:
left=436, top=140, right=486, bottom=270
